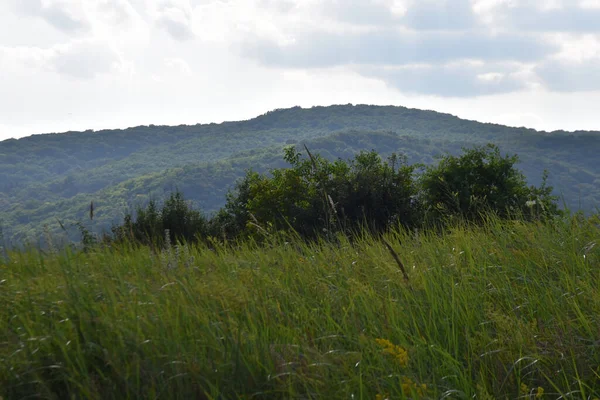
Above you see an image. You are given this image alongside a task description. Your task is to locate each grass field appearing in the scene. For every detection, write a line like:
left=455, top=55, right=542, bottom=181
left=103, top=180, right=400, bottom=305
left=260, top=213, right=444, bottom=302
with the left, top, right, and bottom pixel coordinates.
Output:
left=1, top=215, right=599, bottom=399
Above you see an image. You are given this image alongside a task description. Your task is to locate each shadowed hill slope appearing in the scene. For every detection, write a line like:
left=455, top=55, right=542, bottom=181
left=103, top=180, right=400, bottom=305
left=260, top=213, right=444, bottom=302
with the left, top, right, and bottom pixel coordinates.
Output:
left=1, top=104, right=599, bottom=245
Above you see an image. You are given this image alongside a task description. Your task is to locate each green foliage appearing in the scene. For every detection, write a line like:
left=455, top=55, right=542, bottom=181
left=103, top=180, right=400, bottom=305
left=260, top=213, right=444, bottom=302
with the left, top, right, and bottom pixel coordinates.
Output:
left=105, top=145, right=559, bottom=245
left=420, top=144, right=560, bottom=223
left=230, top=146, right=420, bottom=239
left=2, top=216, right=599, bottom=398
left=112, top=191, right=207, bottom=246
left=75, top=222, right=97, bottom=252
left=1, top=105, right=598, bottom=245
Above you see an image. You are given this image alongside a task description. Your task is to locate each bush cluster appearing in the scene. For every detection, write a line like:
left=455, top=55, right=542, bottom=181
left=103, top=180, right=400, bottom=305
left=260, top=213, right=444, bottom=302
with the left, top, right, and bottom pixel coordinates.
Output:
left=109, top=144, right=560, bottom=245
left=111, top=191, right=208, bottom=246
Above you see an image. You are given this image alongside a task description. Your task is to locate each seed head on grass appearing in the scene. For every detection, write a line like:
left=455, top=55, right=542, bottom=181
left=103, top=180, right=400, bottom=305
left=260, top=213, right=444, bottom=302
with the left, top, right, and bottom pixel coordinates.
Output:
left=43, top=224, right=56, bottom=255
left=164, top=229, right=172, bottom=251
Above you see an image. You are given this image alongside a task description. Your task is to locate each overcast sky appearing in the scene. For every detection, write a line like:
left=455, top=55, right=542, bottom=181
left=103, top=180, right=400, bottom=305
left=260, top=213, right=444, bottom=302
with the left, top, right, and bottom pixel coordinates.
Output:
left=1, top=0, right=600, bottom=140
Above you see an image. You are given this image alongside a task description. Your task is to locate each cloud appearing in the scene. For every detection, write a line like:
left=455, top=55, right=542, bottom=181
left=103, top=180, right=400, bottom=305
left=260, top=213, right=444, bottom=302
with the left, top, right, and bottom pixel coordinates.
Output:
left=96, top=0, right=140, bottom=26
left=580, top=0, right=600, bottom=8
left=317, top=0, right=403, bottom=26
left=164, top=57, right=192, bottom=76
left=537, top=57, right=600, bottom=92
left=0, top=40, right=124, bottom=79
left=305, top=0, right=476, bottom=30
left=360, top=62, right=531, bottom=97
left=154, top=0, right=195, bottom=40
left=2, top=0, right=600, bottom=141
left=240, top=23, right=556, bottom=97
left=11, top=0, right=90, bottom=34
left=315, top=0, right=600, bottom=33
left=401, top=0, right=476, bottom=30
left=481, top=1, right=600, bottom=33
left=242, top=29, right=557, bottom=68
left=51, top=40, right=123, bottom=79
left=0, top=45, right=52, bottom=71
left=256, top=0, right=297, bottom=13
left=237, top=0, right=568, bottom=98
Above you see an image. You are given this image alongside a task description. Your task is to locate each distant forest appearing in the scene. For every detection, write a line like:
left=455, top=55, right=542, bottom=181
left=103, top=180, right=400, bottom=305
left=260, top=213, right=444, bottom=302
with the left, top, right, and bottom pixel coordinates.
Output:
left=1, top=104, right=599, bottom=246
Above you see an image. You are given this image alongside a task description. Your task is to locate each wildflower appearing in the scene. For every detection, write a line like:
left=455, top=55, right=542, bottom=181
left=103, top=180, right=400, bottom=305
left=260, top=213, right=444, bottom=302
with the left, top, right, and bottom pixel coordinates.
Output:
left=375, top=338, right=409, bottom=367
left=401, top=376, right=427, bottom=397
left=375, top=394, right=388, bottom=400
left=520, top=383, right=529, bottom=395
left=535, top=387, right=544, bottom=398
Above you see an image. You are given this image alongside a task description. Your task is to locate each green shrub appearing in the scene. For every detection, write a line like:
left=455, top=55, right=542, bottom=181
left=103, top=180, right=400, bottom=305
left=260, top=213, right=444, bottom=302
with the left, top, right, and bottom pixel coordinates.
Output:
left=112, top=191, right=207, bottom=246
left=109, top=145, right=561, bottom=245
left=420, top=144, right=559, bottom=224
left=220, top=146, right=420, bottom=239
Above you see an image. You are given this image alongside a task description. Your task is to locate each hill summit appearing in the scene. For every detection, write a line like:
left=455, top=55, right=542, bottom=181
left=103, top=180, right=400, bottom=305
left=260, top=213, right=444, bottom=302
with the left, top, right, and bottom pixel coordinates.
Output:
left=1, top=104, right=598, bottom=245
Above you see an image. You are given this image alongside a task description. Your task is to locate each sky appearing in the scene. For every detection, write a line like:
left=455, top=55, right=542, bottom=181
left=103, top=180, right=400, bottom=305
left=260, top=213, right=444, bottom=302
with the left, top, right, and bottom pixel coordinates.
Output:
left=1, top=0, right=600, bottom=140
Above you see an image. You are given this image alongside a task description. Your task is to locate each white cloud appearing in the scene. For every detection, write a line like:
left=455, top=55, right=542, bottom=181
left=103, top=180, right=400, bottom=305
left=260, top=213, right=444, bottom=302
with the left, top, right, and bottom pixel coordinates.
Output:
left=401, top=0, right=476, bottom=30
left=551, top=34, right=600, bottom=63
left=153, top=0, right=195, bottom=40
left=191, top=0, right=295, bottom=45
left=314, top=0, right=478, bottom=30
left=476, top=0, right=600, bottom=32
left=532, top=34, right=600, bottom=92
left=359, top=61, right=534, bottom=97
left=580, top=0, right=600, bottom=8
left=0, top=39, right=125, bottom=79
left=95, top=0, right=137, bottom=24
left=1, top=0, right=600, bottom=140
left=317, top=0, right=404, bottom=26
left=256, top=0, right=298, bottom=13
left=51, top=40, right=124, bottom=79
left=538, top=57, right=600, bottom=92
left=242, top=29, right=556, bottom=67
left=165, top=57, right=192, bottom=75
left=10, top=0, right=90, bottom=34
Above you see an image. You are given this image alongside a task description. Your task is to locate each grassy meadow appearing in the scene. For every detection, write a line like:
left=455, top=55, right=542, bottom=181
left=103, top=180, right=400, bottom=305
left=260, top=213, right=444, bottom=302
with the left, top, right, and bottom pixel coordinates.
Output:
left=1, top=215, right=600, bottom=399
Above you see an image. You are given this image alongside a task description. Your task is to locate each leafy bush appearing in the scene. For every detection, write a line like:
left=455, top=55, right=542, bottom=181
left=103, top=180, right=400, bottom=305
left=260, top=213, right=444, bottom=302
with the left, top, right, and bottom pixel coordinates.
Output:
left=420, top=144, right=559, bottom=224
left=219, top=146, right=420, bottom=239
left=110, top=145, right=560, bottom=245
left=112, top=191, right=207, bottom=246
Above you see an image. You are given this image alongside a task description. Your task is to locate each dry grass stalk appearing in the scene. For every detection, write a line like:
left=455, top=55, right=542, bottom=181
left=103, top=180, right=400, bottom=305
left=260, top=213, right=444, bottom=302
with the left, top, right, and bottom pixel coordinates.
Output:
left=382, top=238, right=410, bottom=282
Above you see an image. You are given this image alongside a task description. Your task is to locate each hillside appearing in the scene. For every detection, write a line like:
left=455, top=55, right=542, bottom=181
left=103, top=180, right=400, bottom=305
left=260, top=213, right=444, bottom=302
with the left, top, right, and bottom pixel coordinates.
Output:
left=1, top=104, right=599, bottom=245
left=3, top=216, right=600, bottom=398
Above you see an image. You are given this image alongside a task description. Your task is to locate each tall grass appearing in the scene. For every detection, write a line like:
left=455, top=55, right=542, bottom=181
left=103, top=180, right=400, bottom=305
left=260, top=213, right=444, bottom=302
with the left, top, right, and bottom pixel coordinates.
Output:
left=1, top=215, right=599, bottom=399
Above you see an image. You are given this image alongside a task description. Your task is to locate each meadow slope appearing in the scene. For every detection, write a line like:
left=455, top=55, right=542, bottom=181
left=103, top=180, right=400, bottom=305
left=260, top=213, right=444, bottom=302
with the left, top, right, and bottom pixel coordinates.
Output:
left=2, top=215, right=599, bottom=399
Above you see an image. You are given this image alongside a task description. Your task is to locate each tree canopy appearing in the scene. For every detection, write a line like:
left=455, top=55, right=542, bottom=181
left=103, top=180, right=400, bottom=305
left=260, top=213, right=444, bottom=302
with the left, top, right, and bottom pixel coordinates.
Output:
left=108, top=145, right=560, bottom=246
left=0, top=105, right=597, bottom=245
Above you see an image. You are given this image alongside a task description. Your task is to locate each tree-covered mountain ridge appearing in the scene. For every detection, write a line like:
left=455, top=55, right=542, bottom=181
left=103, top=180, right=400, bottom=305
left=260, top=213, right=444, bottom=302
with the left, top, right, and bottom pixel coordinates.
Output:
left=1, top=104, right=599, bottom=245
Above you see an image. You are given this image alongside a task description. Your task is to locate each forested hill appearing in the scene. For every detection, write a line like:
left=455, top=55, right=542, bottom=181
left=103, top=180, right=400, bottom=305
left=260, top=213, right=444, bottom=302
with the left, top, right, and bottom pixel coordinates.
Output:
left=1, top=104, right=599, bottom=245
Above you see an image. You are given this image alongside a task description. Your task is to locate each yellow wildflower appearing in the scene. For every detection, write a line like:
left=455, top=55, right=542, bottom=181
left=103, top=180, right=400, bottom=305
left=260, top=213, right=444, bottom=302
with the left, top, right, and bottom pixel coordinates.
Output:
left=535, top=387, right=544, bottom=398
left=520, top=383, right=529, bottom=395
left=401, top=376, right=427, bottom=397
left=375, top=394, right=388, bottom=400
left=375, top=338, right=409, bottom=367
